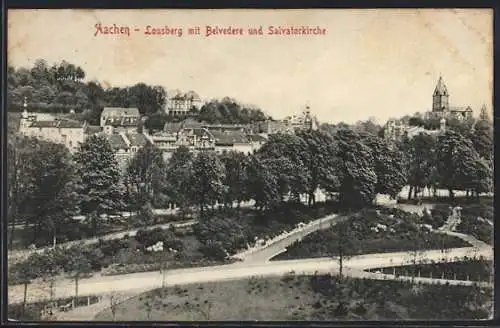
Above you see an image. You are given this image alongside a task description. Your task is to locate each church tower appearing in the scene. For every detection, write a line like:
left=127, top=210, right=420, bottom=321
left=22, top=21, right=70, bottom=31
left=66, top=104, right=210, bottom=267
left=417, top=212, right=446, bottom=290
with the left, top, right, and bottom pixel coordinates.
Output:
left=432, top=76, right=449, bottom=113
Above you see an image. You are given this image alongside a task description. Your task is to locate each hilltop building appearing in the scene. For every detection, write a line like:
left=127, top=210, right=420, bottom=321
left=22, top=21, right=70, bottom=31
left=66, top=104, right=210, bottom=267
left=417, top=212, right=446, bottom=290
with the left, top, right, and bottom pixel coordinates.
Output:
left=165, top=90, right=202, bottom=116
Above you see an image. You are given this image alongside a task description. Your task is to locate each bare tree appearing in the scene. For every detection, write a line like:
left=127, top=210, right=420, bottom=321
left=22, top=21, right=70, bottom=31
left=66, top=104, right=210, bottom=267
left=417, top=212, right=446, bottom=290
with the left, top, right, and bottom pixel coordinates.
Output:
left=109, top=293, right=120, bottom=321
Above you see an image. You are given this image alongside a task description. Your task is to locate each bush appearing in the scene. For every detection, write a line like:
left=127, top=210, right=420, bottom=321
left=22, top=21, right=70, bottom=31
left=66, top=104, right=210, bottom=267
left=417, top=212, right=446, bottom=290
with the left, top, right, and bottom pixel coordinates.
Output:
left=198, top=241, right=228, bottom=261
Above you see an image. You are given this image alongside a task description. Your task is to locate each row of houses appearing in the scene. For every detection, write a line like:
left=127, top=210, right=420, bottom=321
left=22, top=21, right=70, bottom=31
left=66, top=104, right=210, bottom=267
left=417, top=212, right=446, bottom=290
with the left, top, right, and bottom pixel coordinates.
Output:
left=18, top=102, right=270, bottom=170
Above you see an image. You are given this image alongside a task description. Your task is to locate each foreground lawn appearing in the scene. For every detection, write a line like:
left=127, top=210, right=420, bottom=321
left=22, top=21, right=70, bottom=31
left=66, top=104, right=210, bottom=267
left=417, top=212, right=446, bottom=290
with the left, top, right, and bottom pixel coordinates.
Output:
left=272, top=208, right=470, bottom=261
left=94, top=274, right=492, bottom=321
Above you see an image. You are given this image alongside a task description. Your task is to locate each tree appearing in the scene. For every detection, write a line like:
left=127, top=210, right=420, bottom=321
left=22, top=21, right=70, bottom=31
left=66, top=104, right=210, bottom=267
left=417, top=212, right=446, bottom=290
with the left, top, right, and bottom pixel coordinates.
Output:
left=165, top=146, right=194, bottom=211
left=188, top=151, right=226, bottom=216
left=334, top=129, right=377, bottom=209
left=73, top=135, right=124, bottom=236
left=219, top=151, right=250, bottom=209
left=405, top=133, right=437, bottom=199
left=24, top=141, right=78, bottom=246
left=256, top=133, right=309, bottom=202
left=331, top=221, right=355, bottom=316
left=17, top=261, right=39, bottom=316
left=471, top=120, right=493, bottom=161
left=126, top=143, right=167, bottom=210
left=199, top=98, right=269, bottom=124
left=479, top=106, right=491, bottom=122
left=435, top=131, right=481, bottom=199
left=128, top=83, right=166, bottom=115
left=66, top=247, right=92, bottom=303
left=7, top=136, right=38, bottom=247
left=362, top=134, right=406, bottom=199
left=245, top=155, right=281, bottom=211
left=109, top=293, right=120, bottom=321
left=296, top=130, right=338, bottom=206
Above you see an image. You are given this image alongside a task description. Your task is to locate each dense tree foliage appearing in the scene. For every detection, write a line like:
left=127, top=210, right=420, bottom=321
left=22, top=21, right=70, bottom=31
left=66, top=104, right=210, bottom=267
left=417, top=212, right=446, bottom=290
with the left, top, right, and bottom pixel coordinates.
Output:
left=73, top=135, right=125, bottom=235
left=7, top=60, right=166, bottom=123
left=199, top=98, right=269, bottom=124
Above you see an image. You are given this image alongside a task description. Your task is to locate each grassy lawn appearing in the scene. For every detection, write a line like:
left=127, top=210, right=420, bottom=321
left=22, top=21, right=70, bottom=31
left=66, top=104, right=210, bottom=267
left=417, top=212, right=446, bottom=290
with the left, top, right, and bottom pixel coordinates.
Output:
left=367, top=259, right=493, bottom=282
left=94, top=274, right=492, bottom=321
left=272, top=208, right=470, bottom=261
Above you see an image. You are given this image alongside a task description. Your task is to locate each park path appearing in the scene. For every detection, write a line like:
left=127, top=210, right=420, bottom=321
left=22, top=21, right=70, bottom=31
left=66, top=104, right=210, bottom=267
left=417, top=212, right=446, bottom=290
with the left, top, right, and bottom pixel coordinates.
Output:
left=8, top=241, right=493, bottom=305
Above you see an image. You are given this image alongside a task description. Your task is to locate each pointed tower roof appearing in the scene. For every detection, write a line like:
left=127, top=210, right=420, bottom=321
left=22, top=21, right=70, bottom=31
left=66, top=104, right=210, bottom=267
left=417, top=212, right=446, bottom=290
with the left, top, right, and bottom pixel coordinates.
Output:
left=434, top=76, right=448, bottom=95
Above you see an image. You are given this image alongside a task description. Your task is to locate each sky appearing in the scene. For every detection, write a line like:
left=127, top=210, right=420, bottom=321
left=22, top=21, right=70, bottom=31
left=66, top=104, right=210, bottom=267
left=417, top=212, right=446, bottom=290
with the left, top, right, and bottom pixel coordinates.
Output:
left=7, top=9, right=493, bottom=124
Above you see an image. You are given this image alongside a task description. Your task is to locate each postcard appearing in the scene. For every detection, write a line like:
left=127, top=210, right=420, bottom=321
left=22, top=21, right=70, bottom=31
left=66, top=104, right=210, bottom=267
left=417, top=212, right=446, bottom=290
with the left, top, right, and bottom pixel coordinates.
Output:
left=6, top=8, right=494, bottom=321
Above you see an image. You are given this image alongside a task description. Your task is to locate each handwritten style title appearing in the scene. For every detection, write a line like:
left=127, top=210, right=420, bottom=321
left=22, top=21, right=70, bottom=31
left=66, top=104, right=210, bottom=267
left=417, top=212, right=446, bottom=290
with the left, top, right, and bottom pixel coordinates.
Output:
left=94, top=23, right=327, bottom=37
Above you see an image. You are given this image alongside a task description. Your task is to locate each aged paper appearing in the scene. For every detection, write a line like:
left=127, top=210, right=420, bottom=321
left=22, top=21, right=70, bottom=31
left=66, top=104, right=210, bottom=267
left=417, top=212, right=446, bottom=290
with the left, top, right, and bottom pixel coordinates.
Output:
left=7, top=9, right=494, bottom=322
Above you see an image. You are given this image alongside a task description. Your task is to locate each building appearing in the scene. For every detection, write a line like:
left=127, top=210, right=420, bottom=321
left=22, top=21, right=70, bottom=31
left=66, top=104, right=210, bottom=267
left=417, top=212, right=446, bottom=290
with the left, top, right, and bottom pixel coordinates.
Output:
left=384, top=117, right=446, bottom=141
left=427, top=76, right=473, bottom=120
left=104, top=130, right=152, bottom=170
left=166, top=90, right=202, bottom=116
left=100, top=107, right=141, bottom=129
left=211, top=130, right=253, bottom=154
left=19, top=99, right=100, bottom=152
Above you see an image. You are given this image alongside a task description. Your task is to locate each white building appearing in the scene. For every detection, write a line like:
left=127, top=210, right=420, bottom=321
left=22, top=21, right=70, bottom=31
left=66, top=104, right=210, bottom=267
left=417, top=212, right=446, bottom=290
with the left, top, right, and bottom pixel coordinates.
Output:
left=100, top=107, right=141, bottom=130
left=18, top=99, right=101, bottom=152
left=165, top=90, right=202, bottom=116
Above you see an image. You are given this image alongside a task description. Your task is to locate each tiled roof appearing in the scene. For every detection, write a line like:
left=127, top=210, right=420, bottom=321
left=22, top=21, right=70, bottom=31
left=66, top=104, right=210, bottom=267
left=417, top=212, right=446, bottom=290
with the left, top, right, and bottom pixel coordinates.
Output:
left=101, top=107, right=140, bottom=117
left=125, top=133, right=150, bottom=147
left=211, top=131, right=250, bottom=145
left=30, top=120, right=82, bottom=129
left=106, top=134, right=129, bottom=150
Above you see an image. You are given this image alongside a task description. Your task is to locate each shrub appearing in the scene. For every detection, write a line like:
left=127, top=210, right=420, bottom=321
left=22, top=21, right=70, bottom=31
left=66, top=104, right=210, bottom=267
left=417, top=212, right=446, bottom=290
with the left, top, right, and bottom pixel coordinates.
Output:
left=198, top=241, right=227, bottom=261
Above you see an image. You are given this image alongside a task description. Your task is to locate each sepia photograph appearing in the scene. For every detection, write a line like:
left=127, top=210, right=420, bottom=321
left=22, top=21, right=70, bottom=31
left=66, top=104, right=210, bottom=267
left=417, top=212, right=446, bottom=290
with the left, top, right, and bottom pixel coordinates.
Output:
left=6, top=8, right=494, bottom=322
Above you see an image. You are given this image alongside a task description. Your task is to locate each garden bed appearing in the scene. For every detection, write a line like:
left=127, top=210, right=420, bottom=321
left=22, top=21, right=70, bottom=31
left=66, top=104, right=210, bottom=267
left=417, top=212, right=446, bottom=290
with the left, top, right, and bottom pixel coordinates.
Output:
left=271, top=208, right=470, bottom=261
left=367, top=258, right=493, bottom=282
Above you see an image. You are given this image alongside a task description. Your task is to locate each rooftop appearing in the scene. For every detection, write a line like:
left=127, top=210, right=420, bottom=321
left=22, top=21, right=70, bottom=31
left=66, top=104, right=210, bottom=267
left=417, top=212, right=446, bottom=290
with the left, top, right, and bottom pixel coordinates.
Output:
left=30, top=119, right=83, bottom=129
left=211, top=130, right=250, bottom=145
left=102, top=107, right=140, bottom=117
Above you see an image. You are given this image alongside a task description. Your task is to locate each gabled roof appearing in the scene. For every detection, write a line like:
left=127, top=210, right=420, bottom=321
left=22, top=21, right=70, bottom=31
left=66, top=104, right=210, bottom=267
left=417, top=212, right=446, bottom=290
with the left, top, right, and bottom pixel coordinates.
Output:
left=101, top=107, right=140, bottom=117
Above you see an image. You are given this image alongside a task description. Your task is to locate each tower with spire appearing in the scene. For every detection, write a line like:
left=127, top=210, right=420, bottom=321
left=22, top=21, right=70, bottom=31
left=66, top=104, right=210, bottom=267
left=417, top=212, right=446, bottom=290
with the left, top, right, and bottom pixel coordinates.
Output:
left=432, top=76, right=449, bottom=114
